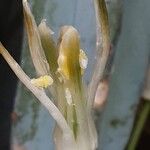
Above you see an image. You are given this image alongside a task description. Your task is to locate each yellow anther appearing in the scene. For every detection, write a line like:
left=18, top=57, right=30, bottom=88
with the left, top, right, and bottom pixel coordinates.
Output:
left=57, top=54, right=70, bottom=80
left=31, top=75, right=53, bottom=88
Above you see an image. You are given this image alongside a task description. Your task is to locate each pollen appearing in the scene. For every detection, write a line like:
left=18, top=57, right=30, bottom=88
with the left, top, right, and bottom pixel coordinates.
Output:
left=79, top=49, right=88, bottom=74
left=31, top=75, right=53, bottom=88
left=65, top=88, right=72, bottom=105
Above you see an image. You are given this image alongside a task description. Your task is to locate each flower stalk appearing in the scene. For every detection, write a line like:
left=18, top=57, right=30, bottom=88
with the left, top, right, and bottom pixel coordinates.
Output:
left=127, top=100, right=150, bottom=150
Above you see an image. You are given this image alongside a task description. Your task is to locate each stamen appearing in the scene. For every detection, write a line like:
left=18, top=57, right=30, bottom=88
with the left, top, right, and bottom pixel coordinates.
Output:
left=31, top=75, right=53, bottom=88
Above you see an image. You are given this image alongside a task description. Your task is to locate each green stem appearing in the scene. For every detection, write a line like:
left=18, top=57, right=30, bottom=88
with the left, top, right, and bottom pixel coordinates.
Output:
left=127, top=100, right=150, bottom=150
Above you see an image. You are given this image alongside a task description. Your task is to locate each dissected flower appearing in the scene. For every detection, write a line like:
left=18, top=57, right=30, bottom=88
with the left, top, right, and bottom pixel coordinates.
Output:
left=0, top=1, right=99, bottom=150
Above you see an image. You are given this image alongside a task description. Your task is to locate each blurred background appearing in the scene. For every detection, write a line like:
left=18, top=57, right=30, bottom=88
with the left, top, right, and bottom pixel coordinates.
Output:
left=0, top=0, right=149, bottom=150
